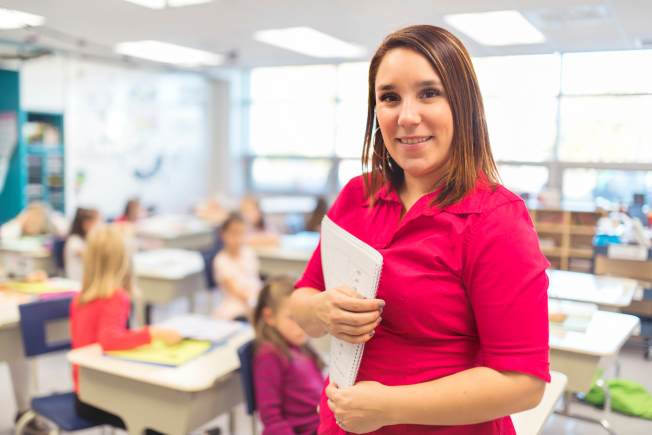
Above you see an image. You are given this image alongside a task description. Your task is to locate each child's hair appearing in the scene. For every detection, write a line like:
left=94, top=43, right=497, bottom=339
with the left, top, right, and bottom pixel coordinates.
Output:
left=222, top=212, right=245, bottom=233
left=78, top=224, right=134, bottom=305
left=70, top=208, right=99, bottom=239
left=22, top=202, right=54, bottom=235
left=253, top=276, right=324, bottom=370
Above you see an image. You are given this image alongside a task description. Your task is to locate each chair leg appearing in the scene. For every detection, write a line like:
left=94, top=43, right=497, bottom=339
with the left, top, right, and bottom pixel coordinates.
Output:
left=613, top=358, right=621, bottom=379
left=15, top=410, right=36, bottom=435
left=595, top=379, right=613, bottom=413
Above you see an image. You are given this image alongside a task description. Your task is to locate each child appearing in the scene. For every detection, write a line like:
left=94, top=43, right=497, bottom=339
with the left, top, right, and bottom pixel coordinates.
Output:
left=212, top=213, right=263, bottom=320
left=240, top=197, right=279, bottom=246
left=69, top=225, right=181, bottom=430
left=253, top=277, right=324, bottom=435
left=64, top=208, right=102, bottom=281
left=0, top=202, right=68, bottom=239
left=115, top=199, right=144, bottom=223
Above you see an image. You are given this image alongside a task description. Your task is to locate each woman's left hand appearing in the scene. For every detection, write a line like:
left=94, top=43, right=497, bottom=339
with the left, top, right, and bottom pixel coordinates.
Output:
left=326, top=381, right=392, bottom=434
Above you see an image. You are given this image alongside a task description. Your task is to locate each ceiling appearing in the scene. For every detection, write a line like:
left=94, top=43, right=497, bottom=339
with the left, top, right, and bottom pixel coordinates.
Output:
left=0, top=0, right=651, bottom=70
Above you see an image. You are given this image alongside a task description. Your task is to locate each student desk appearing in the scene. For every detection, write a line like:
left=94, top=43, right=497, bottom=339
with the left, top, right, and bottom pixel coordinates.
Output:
left=66, top=326, right=254, bottom=435
left=511, top=371, right=567, bottom=435
left=549, top=310, right=639, bottom=434
left=0, top=238, right=56, bottom=276
left=136, top=215, right=216, bottom=251
left=253, top=232, right=319, bottom=276
left=0, top=304, right=24, bottom=362
left=547, top=270, right=638, bottom=308
left=134, top=249, right=207, bottom=325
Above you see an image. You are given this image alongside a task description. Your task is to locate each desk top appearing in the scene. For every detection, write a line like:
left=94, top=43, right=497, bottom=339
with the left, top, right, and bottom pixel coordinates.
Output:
left=136, top=215, right=213, bottom=240
left=0, top=237, right=51, bottom=258
left=253, top=245, right=313, bottom=262
left=134, top=249, right=205, bottom=280
left=67, top=326, right=254, bottom=392
left=547, top=270, right=638, bottom=307
left=549, top=310, right=639, bottom=356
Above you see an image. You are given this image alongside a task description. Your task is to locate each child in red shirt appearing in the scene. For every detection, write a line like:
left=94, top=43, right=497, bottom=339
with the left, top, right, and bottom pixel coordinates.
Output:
left=69, top=224, right=181, bottom=431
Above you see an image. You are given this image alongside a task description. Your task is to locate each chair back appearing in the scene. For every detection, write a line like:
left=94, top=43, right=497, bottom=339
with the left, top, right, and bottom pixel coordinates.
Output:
left=237, top=340, right=256, bottom=415
left=53, top=238, right=66, bottom=270
left=19, top=297, right=72, bottom=357
left=200, top=241, right=222, bottom=289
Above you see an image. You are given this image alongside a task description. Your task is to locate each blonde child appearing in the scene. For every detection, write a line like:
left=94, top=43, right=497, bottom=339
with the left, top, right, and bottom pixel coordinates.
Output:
left=212, top=213, right=262, bottom=320
left=253, top=277, right=324, bottom=435
left=69, top=225, right=180, bottom=430
left=64, top=208, right=102, bottom=281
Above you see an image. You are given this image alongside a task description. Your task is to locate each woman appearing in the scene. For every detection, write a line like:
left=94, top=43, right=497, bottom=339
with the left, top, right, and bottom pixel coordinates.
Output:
left=290, top=25, right=550, bottom=435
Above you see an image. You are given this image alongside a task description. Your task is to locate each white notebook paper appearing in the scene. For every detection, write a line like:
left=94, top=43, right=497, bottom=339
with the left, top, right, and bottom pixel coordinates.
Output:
left=321, top=216, right=383, bottom=389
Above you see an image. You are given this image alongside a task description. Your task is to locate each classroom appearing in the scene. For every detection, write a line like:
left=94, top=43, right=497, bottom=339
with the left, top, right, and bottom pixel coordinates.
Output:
left=1, top=1, right=651, bottom=435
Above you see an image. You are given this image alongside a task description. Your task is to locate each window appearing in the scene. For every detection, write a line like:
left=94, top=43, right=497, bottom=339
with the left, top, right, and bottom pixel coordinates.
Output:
left=246, top=50, right=652, bottom=208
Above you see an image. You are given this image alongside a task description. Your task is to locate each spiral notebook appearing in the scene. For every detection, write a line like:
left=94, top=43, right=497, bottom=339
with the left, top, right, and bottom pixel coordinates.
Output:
left=321, top=216, right=383, bottom=389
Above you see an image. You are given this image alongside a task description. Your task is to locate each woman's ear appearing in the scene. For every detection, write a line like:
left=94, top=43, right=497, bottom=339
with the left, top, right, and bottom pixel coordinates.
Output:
left=261, top=307, right=276, bottom=326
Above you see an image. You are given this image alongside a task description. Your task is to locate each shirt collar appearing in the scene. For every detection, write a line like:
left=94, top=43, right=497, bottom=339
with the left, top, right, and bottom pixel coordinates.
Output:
left=361, top=181, right=485, bottom=215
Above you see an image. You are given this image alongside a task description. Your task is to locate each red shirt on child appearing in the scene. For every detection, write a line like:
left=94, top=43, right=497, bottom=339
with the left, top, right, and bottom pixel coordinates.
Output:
left=295, top=176, right=550, bottom=435
left=69, top=288, right=151, bottom=393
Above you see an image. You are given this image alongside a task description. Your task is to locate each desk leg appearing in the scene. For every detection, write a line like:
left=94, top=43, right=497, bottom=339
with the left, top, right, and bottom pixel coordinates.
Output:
left=554, top=391, right=617, bottom=435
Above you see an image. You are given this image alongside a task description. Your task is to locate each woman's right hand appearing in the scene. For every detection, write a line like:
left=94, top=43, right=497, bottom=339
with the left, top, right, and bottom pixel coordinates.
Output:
left=309, top=285, right=384, bottom=344
left=149, top=327, right=183, bottom=346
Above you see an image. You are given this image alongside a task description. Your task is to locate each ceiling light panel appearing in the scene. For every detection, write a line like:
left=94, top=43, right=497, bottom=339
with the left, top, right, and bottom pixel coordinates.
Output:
left=0, top=9, right=45, bottom=29
left=114, top=40, right=224, bottom=66
left=253, top=27, right=367, bottom=58
left=444, top=10, right=546, bottom=46
left=123, top=0, right=166, bottom=9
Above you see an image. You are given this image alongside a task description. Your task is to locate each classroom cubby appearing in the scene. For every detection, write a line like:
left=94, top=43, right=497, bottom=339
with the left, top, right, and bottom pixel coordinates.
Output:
left=528, top=207, right=608, bottom=271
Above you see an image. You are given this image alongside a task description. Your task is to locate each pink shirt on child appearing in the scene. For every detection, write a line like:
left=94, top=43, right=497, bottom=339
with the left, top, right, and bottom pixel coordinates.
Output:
left=253, top=343, right=324, bottom=435
left=295, top=176, right=551, bottom=435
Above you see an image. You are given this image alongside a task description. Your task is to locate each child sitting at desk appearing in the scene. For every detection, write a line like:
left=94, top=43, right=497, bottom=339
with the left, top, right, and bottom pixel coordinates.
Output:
left=212, top=213, right=262, bottom=320
left=253, top=276, right=324, bottom=435
left=64, top=208, right=101, bottom=281
left=115, top=199, right=145, bottom=223
left=0, top=202, right=68, bottom=239
left=69, top=224, right=181, bottom=431
left=240, top=197, right=280, bottom=246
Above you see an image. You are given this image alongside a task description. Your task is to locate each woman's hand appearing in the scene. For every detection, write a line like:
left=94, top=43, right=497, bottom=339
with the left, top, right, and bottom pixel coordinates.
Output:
left=326, top=381, right=392, bottom=434
left=149, top=327, right=183, bottom=346
left=309, top=285, right=384, bottom=344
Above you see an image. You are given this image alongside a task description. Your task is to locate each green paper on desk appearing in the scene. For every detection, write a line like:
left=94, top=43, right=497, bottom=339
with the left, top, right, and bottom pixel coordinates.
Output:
left=6, top=281, right=70, bottom=295
left=105, top=339, right=212, bottom=366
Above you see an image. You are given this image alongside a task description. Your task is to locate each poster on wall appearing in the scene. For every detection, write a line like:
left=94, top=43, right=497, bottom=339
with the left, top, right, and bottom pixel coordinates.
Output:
left=0, top=111, right=18, bottom=195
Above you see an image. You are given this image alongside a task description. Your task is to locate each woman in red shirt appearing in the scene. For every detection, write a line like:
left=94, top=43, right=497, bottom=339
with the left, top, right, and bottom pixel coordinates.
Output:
left=291, top=25, right=550, bottom=435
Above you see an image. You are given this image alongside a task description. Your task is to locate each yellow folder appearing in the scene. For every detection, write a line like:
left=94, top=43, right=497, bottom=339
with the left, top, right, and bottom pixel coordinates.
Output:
left=105, top=339, right=213, bottom=367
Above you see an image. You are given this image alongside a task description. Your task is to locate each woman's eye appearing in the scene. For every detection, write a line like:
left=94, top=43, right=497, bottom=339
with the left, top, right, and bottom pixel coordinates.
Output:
left=422, top=88, right=441, bottom=98
left=379, top=93, right=399, bottom=102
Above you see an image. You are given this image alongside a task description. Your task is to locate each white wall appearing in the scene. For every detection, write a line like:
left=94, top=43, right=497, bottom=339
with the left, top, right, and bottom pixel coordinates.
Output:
left=20, top=54, right=212, bottom=219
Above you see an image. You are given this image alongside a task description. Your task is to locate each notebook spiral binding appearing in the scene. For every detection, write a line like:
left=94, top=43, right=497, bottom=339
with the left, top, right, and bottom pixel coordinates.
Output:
left=349, top=262, right=383, bottom=386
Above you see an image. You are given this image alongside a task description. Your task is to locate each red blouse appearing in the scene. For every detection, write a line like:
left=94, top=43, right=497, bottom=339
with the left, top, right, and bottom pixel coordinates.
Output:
left=295, top=176, right=550, bottom=435
left=70, top=289, right=151, bottom=393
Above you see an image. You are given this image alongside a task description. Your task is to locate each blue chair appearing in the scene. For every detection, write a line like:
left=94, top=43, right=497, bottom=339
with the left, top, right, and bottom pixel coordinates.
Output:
left=52, top=238, right=66, bottom=275
left=237, top=340, right=256, bottom=435
left=16, top=297, right=104, bottom=435
left=201, top=241, right=223, bottom=290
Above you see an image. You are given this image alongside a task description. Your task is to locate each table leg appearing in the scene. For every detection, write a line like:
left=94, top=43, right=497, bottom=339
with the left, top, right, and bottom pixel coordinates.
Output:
left=554, top=391, right=617, bottom=435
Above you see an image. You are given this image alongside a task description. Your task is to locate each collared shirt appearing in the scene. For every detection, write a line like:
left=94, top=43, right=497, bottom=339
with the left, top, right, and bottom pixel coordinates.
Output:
left=295, top=175, right=550, bottom=435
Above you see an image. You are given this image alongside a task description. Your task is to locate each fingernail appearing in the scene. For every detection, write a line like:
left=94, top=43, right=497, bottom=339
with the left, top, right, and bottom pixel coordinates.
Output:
left=369, top=330, right=375, bottom=337
left=378, top=301, right=385, bottom=308
left=357, top=295, right=366, bottom=299
left=376, top=317, right=382, bottom=325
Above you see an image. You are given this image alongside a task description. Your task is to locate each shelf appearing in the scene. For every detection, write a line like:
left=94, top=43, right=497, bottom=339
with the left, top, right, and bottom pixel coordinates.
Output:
left=541, top=247, right=564, bottom=257
left=568, top=248, right=594, bottom=259
left=569, top=225, right=596, bottom=235
left=535, top=223, right=565, bottom=233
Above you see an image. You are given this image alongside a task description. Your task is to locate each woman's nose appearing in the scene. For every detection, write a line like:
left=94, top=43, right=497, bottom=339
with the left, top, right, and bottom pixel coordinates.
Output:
left=398, top=99, right=421, bottom=127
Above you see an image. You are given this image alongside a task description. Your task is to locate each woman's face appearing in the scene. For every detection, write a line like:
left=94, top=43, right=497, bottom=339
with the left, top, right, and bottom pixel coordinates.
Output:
left=375, top=48, right=454, bottom=179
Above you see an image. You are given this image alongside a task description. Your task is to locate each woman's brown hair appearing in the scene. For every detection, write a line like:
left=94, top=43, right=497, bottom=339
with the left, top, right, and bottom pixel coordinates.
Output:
left=362, top=25, right=500, bottom=208
left=253, top=276, right=324, bottom=370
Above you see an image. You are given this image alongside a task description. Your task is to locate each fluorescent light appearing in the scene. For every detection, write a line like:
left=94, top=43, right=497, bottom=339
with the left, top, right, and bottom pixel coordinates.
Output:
left=0, top=9, right=45, bottom=29
left=444, top=10, right=546, bottom=46
left=114, top=40, right=224, bottom=66
left=168, top=0, right=214, bottom=6
left=253, top=27, right=366, bottom=58
left=123, top=0, right=166, bottom=9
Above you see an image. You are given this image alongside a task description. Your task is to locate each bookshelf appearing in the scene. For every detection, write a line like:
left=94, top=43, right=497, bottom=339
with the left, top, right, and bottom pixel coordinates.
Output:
left=528, top=205, right=608, bottom=271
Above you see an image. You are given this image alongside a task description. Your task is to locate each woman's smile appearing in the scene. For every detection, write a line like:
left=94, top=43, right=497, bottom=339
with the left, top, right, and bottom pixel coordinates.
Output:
left=397, top=136, right=433, bottom=150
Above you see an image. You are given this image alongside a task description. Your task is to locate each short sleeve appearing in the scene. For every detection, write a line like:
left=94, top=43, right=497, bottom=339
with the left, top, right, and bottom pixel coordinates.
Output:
left=462, top=199, right=551, bottom=383
left=213, top=252, right=237, bottom=287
